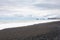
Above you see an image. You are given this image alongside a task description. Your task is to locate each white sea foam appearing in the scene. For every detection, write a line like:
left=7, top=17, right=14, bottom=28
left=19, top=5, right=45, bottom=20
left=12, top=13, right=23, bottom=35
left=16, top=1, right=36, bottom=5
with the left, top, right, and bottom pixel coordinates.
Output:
left=0, top=20, right=59, bottom=30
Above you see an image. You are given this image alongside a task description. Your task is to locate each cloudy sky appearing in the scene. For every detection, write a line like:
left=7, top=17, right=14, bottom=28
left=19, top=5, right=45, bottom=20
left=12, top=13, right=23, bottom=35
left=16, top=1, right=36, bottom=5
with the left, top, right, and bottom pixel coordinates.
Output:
left=0, top=0, right=60, bottom=21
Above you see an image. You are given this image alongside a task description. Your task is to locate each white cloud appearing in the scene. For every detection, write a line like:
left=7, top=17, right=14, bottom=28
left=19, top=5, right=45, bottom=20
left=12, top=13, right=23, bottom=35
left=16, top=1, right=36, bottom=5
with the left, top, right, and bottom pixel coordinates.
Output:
left=0, top=6, right=60, bottom=17
left=0, top=0, right=60, bottom=19
left=37, top=0, right=60, bottom=4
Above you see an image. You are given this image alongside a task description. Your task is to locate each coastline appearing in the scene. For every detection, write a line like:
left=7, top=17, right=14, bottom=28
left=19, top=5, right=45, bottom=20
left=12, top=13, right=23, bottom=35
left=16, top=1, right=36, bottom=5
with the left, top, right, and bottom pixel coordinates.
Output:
left=0, top=21, right=60, bottom=40
left=0, top=20, right=59, bottom=30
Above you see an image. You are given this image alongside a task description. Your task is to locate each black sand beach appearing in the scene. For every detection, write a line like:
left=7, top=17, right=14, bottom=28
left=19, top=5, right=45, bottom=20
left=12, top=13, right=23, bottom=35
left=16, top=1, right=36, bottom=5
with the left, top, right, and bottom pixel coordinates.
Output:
left=0, top=21, right=60, bottom=40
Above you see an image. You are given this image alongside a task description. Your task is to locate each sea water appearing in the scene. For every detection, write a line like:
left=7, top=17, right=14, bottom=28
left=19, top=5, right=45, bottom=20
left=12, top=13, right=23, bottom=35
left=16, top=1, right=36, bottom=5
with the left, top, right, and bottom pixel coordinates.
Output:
left=0, top=20, right=59, bottom=30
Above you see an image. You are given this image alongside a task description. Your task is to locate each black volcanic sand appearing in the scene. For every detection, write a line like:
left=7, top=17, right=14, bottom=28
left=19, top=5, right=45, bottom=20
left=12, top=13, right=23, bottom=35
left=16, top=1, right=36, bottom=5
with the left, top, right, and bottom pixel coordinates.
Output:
left=0, top=21, right=60, bottom=40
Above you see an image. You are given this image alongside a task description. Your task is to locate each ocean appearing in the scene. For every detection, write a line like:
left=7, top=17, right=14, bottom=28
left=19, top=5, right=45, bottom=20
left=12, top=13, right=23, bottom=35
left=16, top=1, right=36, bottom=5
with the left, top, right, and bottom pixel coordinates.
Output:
left=0, top=20, right=59, bottom=30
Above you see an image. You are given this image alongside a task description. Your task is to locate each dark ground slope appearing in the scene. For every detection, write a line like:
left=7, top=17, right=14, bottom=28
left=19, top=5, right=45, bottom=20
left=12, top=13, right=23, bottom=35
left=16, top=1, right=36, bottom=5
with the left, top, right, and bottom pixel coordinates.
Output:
left=0, top=21, right=60, bottom=40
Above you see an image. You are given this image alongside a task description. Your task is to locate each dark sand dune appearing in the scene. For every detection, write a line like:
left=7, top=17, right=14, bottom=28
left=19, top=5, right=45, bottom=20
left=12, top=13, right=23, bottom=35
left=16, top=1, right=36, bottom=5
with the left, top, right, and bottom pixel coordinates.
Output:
left=0, top=21, right=60, bottom=40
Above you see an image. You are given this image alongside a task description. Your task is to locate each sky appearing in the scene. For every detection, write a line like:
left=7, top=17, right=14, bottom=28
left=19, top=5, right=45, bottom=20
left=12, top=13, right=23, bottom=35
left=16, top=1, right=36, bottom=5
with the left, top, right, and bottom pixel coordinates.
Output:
left=0, top=0, right=60, bottom=21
